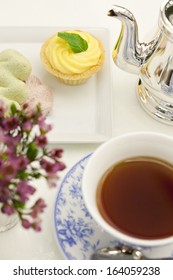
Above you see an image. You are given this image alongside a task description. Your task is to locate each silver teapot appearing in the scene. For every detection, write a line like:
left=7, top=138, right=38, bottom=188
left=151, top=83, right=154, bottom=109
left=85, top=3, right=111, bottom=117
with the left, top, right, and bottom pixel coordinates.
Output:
left=108, top=0, right=173, bottom=124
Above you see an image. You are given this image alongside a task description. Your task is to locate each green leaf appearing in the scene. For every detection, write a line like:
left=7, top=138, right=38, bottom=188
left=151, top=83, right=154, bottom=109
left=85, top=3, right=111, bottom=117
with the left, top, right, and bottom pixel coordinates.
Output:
left=31, top=172, right=42, bottom=179
left=13, top=200, right=25, bottom=209
left=26, top=143, right=38, bottom=161
left=18, top=171, right=29, bottom=180
left=57, top=32, right=88, bottom=53
left=10, top=103, right=17, bottom=115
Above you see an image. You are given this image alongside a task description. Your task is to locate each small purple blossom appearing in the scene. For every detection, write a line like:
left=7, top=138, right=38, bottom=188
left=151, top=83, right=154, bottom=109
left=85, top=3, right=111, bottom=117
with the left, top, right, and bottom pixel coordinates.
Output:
left=2, top=116, right=19, bottom=131
left=32, top=220, right=42, bottom=232
left=31, top=198, right=47, bottom=218
left=38, top=117, right=52, bottom=134
left=16, top=181, right=36, bottom=202
left=49, top=148, right=63, bottom=158
left=16, top=156, right=29, bottom=170
left=35, top=135, right=48, bottom=147
left=0, top=161, right=18, bottom=181
left=40, top=159, right=66, bottom=175
left=22, top=219, right=32, bottom=229
left=1, top=204, right=15, bottom=215
left=22, top=120, right=33, bottom=132
left=0, top=101, right=65, bottom=231
left=0, top=187, right=11, bottom=202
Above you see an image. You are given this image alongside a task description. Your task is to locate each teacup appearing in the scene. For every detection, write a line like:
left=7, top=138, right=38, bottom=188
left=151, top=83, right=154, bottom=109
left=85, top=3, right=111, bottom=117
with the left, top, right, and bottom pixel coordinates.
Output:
left=82, top=132, right=173, bottom=259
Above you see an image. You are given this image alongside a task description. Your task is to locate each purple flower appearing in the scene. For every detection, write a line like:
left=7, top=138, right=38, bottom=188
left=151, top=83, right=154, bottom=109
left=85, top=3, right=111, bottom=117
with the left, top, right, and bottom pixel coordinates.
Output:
left=35, top=135, right=48, bottom=148
left=3, top=134, right=16, bottom=149
left=1, top=161, right=18, bottom=181
left=49, top=148, right=64, bottom=158
left=31, top=198, right=47, bottom=218
left=0, top=187, right=11, bottom=202
left=10, top=134, right=22, bottom=146
left=1, top=204, right=15, bottom=215
left=22, top=219, right=32, bottom=229
left=0, top=100, right=65, bottom=231
left=16, top=181, right=36, bottom=202
left=2, top=116, right=19, bottom=131
left=38, top=117, right=52, bottom=133
left=22, top=120, right=33, bottom=132
left=40, top=159, right=66, bottom=175
left=32, top=220, right=42, bottom=232
left=16, top=155, right=29, bottom=170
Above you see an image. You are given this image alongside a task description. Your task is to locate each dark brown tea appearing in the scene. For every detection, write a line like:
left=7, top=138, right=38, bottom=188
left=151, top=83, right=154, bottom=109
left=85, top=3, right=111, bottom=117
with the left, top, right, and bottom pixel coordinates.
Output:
left=97, top=157, right=173, bottom=239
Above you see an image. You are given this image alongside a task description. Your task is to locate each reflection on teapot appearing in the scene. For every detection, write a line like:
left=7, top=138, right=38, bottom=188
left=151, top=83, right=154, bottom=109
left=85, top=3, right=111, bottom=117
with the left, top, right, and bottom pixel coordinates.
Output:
left=108, top=0, right=173, bottom=124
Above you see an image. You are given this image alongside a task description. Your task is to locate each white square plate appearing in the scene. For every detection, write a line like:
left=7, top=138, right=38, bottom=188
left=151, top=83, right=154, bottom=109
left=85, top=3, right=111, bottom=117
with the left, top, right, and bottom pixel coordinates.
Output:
left=0, top=27, right=112, bottom=143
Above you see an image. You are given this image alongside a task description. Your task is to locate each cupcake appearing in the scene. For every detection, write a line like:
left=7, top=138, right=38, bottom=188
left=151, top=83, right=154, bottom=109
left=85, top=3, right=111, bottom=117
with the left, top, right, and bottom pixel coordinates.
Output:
left=40, top=30, right=105, bottom=85
left=0, top=49, right=52, bottom=116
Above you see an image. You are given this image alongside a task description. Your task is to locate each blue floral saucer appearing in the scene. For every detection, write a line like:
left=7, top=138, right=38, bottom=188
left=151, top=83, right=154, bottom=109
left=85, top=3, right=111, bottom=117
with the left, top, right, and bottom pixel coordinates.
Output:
left=54, top=154, right=173, bottom=259
left=54, top=153, right=118, bottom=260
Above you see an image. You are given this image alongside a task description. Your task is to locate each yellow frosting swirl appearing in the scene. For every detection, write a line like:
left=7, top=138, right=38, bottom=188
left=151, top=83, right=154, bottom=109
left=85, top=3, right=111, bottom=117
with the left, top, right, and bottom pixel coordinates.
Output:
left=45, top=31, right=102, bottom=74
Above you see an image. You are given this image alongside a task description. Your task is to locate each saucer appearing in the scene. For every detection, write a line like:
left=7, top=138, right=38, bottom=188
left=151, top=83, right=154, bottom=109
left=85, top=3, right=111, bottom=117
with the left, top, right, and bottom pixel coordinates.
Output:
left=54, top=154, right=119, bottom=260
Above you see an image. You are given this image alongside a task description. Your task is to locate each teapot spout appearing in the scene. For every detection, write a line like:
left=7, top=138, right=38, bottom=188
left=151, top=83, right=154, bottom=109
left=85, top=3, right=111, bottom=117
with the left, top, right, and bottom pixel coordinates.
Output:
left=108, top=6, right=161, bottom=74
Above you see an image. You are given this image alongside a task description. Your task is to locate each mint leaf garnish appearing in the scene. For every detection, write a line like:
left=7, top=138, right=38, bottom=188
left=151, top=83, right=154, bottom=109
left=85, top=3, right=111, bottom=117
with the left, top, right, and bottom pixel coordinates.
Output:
left=57, top=32, right=88, bottom=53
